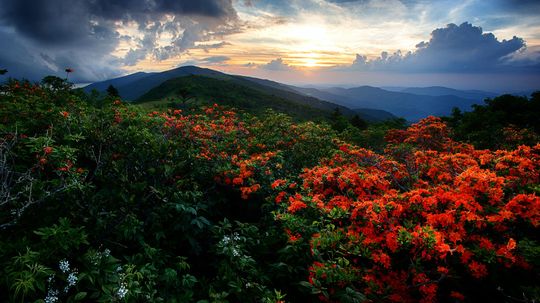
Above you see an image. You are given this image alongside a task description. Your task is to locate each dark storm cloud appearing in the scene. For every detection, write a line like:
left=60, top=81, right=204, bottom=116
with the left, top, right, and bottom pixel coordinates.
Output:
left=495, top=0, right=540, bottom=15
left=350, top=22, right=532, bottom=73
left=0, top=0, right=238, bottom=81
left=0, top=0, right=235, bottom=44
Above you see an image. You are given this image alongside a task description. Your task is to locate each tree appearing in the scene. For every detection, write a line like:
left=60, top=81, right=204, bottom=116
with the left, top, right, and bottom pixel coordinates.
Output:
left=106, top=84, right=120, bottom=97
left=65, top=68, right=73, bottom=81
left=41, top=76, right=72, bottom=91
left=177, top=87, right=193, bottom=105
left=330, top=107, right=350, bottom=132
left=350, top=114, right=368, bottom=130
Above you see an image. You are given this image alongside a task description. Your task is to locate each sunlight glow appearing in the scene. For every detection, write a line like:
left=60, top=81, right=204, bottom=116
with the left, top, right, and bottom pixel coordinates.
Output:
left=302, top=58, right=318, bottom=67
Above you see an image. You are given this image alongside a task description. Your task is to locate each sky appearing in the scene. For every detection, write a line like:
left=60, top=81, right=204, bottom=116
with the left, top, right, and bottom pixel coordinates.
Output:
left=0, top=0, right=539, bottom=91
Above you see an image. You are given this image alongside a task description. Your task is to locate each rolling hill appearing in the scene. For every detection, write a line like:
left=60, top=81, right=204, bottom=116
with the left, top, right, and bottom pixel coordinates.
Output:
left=136, top=75, right=352, bottom=120
left=399, top=86, right=497, bottom=100
left=84, top=66, right=228, bottom=100
left=86, top=65, right=498, bottom=121
left=85, top=66, right=397, bottom=122
left=293, top=85, right=482, bottom=121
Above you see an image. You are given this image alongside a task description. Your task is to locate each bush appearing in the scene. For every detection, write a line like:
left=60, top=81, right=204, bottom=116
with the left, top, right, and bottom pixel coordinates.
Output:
left=1, top=79, right=538, bottom=303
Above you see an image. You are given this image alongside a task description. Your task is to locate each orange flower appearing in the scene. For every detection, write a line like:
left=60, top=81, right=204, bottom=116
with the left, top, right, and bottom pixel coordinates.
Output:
left=43, top=146, right=53, bottom=155
left=232, top=177, right=243, bottom=185
left=275, top=191, right=286, bottom=204
left=271, top=179, right=286, bottom=189
left=468, top=261, right=488, bottom=278
left=506, top=238, right=517, bottom=251
left=60, top=111, right=69, bottom=118
left=288, top=195, right=307, bottom=213
left=450, top=291, right=465, bottom=301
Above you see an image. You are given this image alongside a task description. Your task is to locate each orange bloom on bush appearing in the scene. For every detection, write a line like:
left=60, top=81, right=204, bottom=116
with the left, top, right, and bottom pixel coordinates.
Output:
left=273, top=117, right=540, bottom=302
left=450, top=291, right=465, bottom=301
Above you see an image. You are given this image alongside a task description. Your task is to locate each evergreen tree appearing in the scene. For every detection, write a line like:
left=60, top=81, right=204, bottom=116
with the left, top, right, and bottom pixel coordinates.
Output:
left=350, top=114, right=368, bottom=130
left=330, top=107, right=350, bottom=132
left=106, top=84, right=120, bottom=97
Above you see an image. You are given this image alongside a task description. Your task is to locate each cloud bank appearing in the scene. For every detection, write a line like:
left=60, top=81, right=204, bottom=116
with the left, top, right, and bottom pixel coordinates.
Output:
left=349, top=22, right=531, bottom=73
left=0, top=0, right=239, bottom=81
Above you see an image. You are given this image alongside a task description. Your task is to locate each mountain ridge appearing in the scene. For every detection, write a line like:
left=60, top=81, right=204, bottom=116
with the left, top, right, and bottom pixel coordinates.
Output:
left=85, top=65, right=498, bottom=121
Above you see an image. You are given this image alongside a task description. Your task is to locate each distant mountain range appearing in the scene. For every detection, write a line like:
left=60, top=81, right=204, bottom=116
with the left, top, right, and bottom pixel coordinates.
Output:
left=85, top=66, right=501, bottom=121
left=292, top=86, right=487, bottom=121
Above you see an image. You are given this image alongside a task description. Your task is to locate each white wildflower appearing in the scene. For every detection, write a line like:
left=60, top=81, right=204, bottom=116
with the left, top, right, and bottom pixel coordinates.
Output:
left=59, top=259, right=70, bottom=273
left=67, top=271, right=78, bottom=286
left=44, top=288, right=59, bottom=303
left=117, top=282, right=128, bottom=299
left=90, top=252, right=101, bottom=265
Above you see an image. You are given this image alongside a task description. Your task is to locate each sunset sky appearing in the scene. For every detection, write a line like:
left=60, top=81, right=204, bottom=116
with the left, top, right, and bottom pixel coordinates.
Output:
left=1, top=0, right=539, bottom=91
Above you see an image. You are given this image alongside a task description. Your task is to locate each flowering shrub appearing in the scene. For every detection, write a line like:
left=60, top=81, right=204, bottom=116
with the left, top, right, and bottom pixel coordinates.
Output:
left=1, top=78, right=538, bottom=303
left=275, top=116, right=540, bottom=302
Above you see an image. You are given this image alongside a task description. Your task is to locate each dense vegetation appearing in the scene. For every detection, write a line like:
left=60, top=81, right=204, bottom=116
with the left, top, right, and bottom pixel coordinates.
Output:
left=135, top=75, right=338, bottom=121
left=445, top=93, right=540, bottom=149
left=0, top=78, right=539, bottom=303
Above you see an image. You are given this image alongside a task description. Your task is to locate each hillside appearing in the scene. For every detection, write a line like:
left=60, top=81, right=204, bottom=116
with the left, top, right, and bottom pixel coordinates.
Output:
left=85, top=66, right=397, bottom=121
left=400, top=86, right=497, bottom=100
left=136, top=75, right=345, bottom=120
left=2, top=79, right=539, bottom=303
left=84, top=66, right=230, bottom=100
left=313, top=86, right=480, bottom=121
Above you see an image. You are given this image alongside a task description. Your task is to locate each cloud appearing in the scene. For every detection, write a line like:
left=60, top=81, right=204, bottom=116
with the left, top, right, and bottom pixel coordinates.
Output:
left=0, top=0, right=239, bottom=81
left=202, top=55, right=230, bottom=63
left=0, top=26, right=123, bottom=82
left=325, top=0, right=369, bottom=4
left=495, top=0, right=540, bottom=15
left=349, top=22, right=531, bottom=73
left=261, top=58, right=294, bottom=70
left=192, top=41, right=232, bottom=52
left=243, top=62, right=258, bottom=68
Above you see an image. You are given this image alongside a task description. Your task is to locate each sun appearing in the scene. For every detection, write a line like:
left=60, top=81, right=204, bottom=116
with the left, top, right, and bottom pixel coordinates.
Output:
left=303, top=58, right=318, bottom=67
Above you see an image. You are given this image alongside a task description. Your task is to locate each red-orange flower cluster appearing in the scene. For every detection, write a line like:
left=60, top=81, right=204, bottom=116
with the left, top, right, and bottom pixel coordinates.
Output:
left=275, top=116, right=540, bottom=302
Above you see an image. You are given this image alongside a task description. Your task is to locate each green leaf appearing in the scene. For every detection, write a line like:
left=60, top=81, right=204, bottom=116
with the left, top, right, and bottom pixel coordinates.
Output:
left=74, top=292, right=87, bottom=301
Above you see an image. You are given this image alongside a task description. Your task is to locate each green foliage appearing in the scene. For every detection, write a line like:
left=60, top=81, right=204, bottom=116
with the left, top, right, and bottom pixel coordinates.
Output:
left=0, top=78, right=336, bottom=302
left=106, top=85, right=120, bottom=98
left=446, top=92, right=540, bottom=149
left=136, top=75, right=341, bottom=121
left=1, top=78, right=538, bottom=303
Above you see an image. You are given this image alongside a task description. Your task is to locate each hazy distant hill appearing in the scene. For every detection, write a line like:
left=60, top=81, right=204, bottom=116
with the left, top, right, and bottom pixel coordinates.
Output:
left=400, top=86, right=497, bottom=100
left=294, top=85, right=481, bottom=121
left=353, top=108, right=399, bottom=121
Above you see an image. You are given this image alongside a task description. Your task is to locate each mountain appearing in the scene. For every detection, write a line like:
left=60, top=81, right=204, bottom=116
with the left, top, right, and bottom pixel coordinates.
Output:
left=353, top=108, right=399, bottom=122
left=85, top=66, right=397, bottom=122
left=85, top=66, right=230, bottom=100
left=83, top=72, right=153, bottom=92
left=399, top=86, right=497, bottom=101
left=136, top=75, right=360, bottom=121
left=293, top=85, right=481, bottom=121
